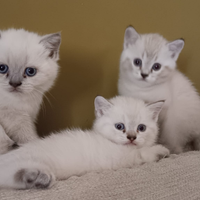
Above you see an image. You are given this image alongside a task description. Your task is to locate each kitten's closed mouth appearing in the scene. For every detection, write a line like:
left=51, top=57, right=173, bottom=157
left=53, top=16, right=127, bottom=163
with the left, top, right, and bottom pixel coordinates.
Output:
left=126, top=142, right=136, bottom=146
left=9, top=88, right=22, bottom=93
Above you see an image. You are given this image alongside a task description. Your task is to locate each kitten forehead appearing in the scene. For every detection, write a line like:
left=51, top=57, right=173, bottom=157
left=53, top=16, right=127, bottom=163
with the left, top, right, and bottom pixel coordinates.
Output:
left=0, top=29, right=42, bottom=50
left=109, top=96, right=146, bottom=117
left=109, top=96, right=145, bottom=107
left=0, top=29, right=49, bottom=65
left=141, top=34, right=167, bottom=60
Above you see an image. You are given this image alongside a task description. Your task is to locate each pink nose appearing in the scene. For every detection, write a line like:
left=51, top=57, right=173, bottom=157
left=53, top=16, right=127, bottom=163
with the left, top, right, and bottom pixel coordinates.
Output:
left=127, top=135, right=136, bottom=141
left=9, top=81, right=22, bottom=88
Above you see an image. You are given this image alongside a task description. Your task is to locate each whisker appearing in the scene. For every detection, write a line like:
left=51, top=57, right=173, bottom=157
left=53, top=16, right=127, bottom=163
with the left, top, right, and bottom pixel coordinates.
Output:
left=46, top=90, right=56, bottom=100
left=34, top=88, right=53, bottom=108
left=0, top=82, right=52, bottom=116
left=28, top=91, right=46, bottom=117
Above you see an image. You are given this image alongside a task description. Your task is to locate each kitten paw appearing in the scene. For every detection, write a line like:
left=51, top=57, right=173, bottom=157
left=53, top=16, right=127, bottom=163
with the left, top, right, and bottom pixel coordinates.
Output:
left=15, top=168, right=54, bottom=189
left=153, top=145, right=170, bottom=160
left=140, top=145, right=169, bottom=163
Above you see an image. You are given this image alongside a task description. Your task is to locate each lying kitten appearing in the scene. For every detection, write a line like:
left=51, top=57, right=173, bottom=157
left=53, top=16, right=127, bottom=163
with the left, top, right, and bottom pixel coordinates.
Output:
left=0, top=96, right=169, bottom=189
left=118, top=26, right=200, bottom=153
left=0, top=29, right=61, bottom=154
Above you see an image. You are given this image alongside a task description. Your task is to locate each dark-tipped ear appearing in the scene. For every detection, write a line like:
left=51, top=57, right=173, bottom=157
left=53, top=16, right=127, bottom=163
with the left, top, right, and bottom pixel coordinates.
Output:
left=40, top=32, right=61, bottom=60
left=94, top=96, right=112, bottom=118
left=124, top=26, right=139, bottom=49
left=146, top=100, right=165, bottom=122
left=167, top=39, right=184, bottom=61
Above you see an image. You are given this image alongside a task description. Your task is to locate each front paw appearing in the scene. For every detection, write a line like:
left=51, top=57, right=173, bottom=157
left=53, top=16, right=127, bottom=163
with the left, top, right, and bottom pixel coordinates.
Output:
left=152, top=145, right=170, bottom=161
left=140, top=145, right=170, bottom=163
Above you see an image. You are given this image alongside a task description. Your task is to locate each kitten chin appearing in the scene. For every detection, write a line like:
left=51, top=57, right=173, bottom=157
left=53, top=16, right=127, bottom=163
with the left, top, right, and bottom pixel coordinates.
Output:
left=0, top=28, right=61, bottom=152
left=118, top=26, right=200, bottom=154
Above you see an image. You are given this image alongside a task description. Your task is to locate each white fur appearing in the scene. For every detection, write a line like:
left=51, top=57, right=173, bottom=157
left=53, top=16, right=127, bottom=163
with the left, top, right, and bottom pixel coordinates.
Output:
left=0, top=96, right=169, bottom=189
left=0, top=29, right=61, bottom=153
left=118, top=26, right=200, bottom=153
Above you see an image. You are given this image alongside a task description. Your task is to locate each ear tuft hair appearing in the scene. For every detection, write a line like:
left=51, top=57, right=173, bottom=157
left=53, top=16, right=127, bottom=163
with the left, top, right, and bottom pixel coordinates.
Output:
left=40, top=32, right=61, bottom=60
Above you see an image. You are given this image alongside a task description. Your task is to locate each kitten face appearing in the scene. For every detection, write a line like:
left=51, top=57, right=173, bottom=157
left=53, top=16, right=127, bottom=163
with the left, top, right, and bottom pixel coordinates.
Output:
left=120, top=26, right=184, bottom=87
left=93, top=96, right=164, bottom=148
left=0, top=29, right=61, bottom=97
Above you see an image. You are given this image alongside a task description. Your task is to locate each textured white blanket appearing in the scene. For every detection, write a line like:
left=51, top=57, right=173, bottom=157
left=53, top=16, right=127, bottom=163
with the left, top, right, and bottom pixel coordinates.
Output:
left=1, top=151, right=200, bottom=200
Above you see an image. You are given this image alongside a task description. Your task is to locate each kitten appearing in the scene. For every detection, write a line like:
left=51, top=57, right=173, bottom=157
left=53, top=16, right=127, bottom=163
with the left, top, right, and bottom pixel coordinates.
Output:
left=0, top=29, right=61, bottom=154
left=118, top=26, right=200, bottom=153
left=0, top=96, right=169, bottom=189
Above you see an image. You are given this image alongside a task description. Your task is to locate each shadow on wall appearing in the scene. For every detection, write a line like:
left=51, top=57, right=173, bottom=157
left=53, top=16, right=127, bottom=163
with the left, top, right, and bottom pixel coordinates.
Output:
left=36, top=48, right=104, bottom=136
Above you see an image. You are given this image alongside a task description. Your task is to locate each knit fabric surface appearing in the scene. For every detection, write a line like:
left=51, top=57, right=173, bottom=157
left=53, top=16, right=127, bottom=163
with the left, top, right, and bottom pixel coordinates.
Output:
left=1, top=151, right=200, bottom=200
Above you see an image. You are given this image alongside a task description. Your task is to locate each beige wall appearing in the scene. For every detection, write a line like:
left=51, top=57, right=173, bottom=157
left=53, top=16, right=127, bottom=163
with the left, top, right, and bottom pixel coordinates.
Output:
left=0, top=0, right=200, bottom=135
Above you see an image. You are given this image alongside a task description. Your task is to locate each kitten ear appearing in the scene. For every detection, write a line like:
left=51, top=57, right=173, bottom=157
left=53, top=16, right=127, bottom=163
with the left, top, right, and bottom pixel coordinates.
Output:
left=146, top=100, right=165, bottom=122
left=124, top=26, right=139, bottom=49
left=40, top=32, right=61, bottom=60
left=94, top=96, right=112, bottom=118
left=167, top=39, right=184, bottom=61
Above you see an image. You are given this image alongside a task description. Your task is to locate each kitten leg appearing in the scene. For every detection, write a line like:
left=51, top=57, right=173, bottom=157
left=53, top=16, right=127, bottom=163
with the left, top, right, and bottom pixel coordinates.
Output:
left=140, top=145, right=170, bottom=163
left=0, top=124, right=16, bottom=154
left=160, top=137, right=184, bottom=154
left=3, top=114, right=39, bottom=144
left=159, top=136, right=184, bottom=154
left=159, top=118, right=186, bottom=154
left=0, top=160, right=55, bottom=189
left=11, top=122, right=38, bottom=144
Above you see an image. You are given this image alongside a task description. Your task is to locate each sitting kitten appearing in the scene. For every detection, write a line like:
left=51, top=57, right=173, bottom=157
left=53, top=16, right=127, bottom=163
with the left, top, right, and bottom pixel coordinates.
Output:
left=0, top=29, right=61, bottom=154
left=0, top=96, right=169, bottom=189
left=118, top=26, right=200, bottom=153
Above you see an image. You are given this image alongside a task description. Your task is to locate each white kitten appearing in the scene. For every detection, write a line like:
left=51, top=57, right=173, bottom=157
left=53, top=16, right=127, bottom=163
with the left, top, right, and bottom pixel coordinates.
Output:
left=0, top=29, right=61, bottom=154
left=118, top=26, right=200, bottom=153
left=0, top=96, right=169, bottom=189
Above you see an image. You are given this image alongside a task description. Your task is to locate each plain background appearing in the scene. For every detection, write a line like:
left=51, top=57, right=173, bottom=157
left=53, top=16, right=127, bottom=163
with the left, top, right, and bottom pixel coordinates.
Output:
left=0, top=0, right=200, bottom=136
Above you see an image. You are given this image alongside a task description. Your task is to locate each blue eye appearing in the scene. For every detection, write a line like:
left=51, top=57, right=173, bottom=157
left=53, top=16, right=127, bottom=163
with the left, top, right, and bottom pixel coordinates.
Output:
left=137, top=124, right=146, bottom=132
left=133, top=58, right=142, bottom=67
left=25, top=67, right=37, bottom=77
left=115, top=123, right=125, bottom=131
left=0, top=64, right=8, bottom=74
left=152, top=63, right=161, bottom=71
